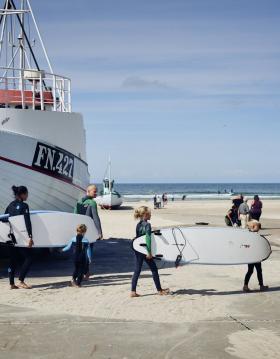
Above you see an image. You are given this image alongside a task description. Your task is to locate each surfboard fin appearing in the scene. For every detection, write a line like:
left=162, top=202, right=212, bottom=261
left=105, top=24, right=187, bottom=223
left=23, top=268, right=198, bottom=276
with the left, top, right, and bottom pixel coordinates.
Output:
left=153, top=230, right=162, bottom=236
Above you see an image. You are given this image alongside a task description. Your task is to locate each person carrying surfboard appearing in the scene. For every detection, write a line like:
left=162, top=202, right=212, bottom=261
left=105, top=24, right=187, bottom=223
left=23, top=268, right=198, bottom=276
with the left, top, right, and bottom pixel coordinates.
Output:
left=131, top=206, right=169, bottom=298
left=243, top=222, right=269, bottom=292
left=74, top=184, right=103, bottom=280
left=62, top=224, right=92, bottom=288
left=5, top=185, right=34, bottom=290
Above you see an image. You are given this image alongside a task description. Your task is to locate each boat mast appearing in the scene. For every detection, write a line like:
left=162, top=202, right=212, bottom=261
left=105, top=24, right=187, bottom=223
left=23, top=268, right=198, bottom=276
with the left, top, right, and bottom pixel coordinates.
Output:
left=19, top=0, right=24, bottom=91
left=108, top=156, right=111, bottom=192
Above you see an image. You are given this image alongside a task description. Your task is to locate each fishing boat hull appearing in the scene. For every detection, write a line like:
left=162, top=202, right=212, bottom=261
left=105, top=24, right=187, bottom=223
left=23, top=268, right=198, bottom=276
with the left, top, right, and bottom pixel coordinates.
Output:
left=0, top=109, right=89, bottom=213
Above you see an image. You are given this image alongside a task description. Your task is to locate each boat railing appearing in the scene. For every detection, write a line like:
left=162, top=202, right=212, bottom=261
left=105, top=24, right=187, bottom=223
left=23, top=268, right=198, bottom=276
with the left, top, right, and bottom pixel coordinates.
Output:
left=0, top=67, right=72, bottom=112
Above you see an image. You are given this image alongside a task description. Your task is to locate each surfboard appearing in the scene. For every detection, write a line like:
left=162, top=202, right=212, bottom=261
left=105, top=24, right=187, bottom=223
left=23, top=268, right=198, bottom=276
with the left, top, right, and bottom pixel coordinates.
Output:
left=133, top=226, right=272, bottom=266
left=0, top=211, right=99, bottom=248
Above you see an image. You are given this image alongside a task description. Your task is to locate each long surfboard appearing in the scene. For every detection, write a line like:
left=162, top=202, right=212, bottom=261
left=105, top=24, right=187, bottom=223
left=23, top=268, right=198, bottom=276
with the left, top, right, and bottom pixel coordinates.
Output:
left=133, top=226, right=272, bottom=266
left=0, top=211, right=99, bottom=248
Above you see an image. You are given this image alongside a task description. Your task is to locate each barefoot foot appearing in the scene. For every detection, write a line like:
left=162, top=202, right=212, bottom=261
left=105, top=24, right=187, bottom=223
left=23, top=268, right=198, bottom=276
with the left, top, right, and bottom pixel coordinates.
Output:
left=130, top=291, right=141, bottom=298
left=18, top=282, right=32, bottom=289
left=10, top=284, right=19, bottom=290
left=158, top=288, right=170, bottom=296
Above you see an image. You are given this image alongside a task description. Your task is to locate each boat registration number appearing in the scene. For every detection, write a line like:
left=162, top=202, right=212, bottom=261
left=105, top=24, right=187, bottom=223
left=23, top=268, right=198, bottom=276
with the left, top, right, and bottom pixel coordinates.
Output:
left=32, top=142, right=74, bottom=181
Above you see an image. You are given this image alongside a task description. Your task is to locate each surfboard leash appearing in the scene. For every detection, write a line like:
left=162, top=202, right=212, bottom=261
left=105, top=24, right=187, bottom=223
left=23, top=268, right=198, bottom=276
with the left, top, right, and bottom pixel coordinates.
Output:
left=172, top=227, right=199, bottom=267
left=172, top=227, right=187, bottom=268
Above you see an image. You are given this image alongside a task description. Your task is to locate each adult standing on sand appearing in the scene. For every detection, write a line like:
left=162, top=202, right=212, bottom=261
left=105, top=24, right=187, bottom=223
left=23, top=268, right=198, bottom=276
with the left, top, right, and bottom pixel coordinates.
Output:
left=250, top=195, right=263, bottom=221
left=131, top=206, right=169, bottom=298
left=238, top=198, right=250, bottom=229
left=5, top=186, right=34, bottom=289
left=74, top=184, right=103, bottom=279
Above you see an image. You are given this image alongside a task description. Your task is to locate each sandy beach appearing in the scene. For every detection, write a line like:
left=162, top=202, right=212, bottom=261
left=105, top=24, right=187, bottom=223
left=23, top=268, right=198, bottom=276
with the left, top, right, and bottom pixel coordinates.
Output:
left=1, top=199, right=280, bottom=358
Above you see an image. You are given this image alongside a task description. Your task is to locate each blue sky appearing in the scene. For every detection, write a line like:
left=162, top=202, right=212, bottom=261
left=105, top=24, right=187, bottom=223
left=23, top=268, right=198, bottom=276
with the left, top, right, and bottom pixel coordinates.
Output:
left=32, top=0, right=280, bottom=182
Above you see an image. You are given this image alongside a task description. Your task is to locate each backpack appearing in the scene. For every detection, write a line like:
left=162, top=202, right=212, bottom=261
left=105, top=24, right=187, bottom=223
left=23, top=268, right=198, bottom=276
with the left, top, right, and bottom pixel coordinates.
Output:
left=75, top=201, right=89, bottom=215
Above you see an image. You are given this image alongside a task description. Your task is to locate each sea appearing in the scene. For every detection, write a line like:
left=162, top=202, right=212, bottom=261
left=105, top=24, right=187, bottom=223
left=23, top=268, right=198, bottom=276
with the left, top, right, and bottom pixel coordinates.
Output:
left=106, top=183, right=280, bottom=201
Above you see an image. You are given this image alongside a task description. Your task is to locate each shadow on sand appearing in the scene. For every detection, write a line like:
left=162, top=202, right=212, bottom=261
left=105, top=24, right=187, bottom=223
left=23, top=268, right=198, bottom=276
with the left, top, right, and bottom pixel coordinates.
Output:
left=173, top=286, right=280, bottom=296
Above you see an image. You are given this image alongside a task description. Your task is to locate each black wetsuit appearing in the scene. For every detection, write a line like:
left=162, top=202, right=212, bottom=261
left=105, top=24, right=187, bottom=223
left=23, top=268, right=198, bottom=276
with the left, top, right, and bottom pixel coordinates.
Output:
left=62, top=235, right=92, bottom=286
left=5, top=200, right=33, bottom=285
left=244, top=263, right=263, bottom=287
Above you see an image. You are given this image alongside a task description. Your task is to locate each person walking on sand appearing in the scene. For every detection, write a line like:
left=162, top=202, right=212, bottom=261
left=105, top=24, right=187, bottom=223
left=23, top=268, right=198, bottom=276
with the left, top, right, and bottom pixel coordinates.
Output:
left=5, top=186, right=34, bottom=289
left=238, top=198, right=250, bottom=229
left=74, top=184, right=103, bottom=280
left=250, top=195, right=263, bottom=221
left=131, top=206, right=169, bottom=298
left=62, top=224, right=92, bottom=288
left=243, top=221, right=268, bottom=292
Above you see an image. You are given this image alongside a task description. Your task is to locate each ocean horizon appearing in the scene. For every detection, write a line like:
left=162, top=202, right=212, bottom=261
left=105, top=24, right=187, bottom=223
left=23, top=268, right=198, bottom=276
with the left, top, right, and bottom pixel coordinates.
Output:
left=96, top=183, right=280, bottom=200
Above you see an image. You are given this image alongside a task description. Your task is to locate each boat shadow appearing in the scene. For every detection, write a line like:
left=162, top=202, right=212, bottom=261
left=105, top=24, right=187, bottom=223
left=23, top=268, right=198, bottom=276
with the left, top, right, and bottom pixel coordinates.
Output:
left=173, top=286, right=280, bottom=296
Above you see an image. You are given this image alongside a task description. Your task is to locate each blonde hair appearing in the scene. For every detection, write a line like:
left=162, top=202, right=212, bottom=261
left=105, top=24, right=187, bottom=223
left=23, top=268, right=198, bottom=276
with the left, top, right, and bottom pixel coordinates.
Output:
left=77, top=224, right=87, bottom=235
left=134, top=206, right=151, bottom=220
left=87, top=184, right=97, bottom=193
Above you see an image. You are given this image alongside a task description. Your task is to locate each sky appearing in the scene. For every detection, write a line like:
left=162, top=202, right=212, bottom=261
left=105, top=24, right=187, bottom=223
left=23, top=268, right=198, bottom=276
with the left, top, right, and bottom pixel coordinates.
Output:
left=30, top=0, right=280, bottom=183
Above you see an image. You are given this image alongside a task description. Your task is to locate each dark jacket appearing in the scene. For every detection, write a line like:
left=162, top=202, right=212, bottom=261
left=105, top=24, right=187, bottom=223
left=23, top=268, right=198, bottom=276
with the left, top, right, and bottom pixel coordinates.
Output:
left=5, top=200, right=32, bottom=237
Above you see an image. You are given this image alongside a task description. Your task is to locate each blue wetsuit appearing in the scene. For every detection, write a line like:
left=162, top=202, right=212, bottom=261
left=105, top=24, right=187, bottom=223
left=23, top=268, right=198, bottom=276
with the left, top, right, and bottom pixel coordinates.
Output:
left=63, top=235, right=92, bottom=285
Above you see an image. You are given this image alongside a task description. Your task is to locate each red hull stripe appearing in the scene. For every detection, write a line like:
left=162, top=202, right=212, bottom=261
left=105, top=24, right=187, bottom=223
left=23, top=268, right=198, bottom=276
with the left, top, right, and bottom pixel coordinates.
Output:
left=0, top=155, right=86, bottom=192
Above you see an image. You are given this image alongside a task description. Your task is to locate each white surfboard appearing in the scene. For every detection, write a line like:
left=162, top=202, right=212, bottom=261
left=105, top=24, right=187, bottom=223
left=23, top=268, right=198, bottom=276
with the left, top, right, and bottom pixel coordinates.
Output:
left=133, top=226, right=272, bottom=266
left=0, top=211, right=99, bottom=248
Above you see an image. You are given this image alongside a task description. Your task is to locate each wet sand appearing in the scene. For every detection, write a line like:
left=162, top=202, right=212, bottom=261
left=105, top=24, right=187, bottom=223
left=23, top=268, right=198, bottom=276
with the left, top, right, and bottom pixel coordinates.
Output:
left=0, top=199, right=280, bottom=358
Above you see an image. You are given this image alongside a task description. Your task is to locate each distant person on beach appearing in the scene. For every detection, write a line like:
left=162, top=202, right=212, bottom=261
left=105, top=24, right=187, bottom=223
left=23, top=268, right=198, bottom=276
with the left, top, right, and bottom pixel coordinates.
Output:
left=4, top=186, right=34, bottom=289
left=156, top=195, right=162, bottom=209
left=74, top=184, right=103, bottom=279
left=153, top=195, right=157, bottom=209
left=225, top=205, right=240, bottom=227
left=238, top=198, right=250, bottom=229
left=182, top=195, right=186, bottom=201
left=62, top=224, right=92, bottom=288
left=243, top=221, right=268, bottom=292
left=131, top=206, right=169, bottom=298
left=250, top=195, right=263, bottom=221
left=162, top=193, right=168, bottom=206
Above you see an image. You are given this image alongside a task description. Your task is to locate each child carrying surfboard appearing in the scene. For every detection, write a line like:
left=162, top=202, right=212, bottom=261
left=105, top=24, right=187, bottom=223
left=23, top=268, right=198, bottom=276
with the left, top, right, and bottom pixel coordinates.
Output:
left=62, top=224, right=92, bottom=288
left=131, top=206, right=169, bottom=298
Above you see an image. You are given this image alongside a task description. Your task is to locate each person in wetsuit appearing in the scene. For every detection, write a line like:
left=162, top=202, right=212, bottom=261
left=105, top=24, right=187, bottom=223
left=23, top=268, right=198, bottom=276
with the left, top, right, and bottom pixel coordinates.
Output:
left=243, top=221, right=268, bottom=292
left=5, top=185, right=34, bottom=289
left=74, top=184, right=103, bottom=280
left=131, top=206, right=169, bottom=298
left=62, top=224, right=92, bottom=287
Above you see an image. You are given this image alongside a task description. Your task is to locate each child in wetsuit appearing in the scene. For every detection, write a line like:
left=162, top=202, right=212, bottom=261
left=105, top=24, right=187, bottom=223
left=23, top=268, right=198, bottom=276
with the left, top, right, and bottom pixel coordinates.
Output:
left=131, top=206, right=169, bottom=298
left=62, top=224, right=92, bottom=287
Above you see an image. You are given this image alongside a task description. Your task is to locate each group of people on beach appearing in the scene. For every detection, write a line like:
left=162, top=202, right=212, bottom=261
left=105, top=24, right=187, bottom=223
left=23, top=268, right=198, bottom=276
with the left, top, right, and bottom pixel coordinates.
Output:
left=1, top=185, right=268, bottom=296
left=1, top=184, right=168, bottom=297
left=226, top=194, right=263, bottom=230
left=153, top=193, right=168, bottom=209
left=225, top=194, right=268, bottom=292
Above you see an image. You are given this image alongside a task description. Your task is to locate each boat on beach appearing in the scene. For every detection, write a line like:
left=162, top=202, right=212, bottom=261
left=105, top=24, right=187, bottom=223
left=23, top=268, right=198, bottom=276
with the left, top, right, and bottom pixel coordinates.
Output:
left=0, top=0, right=89, bottom=213
left=95, top=159, right=123, bottom=209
